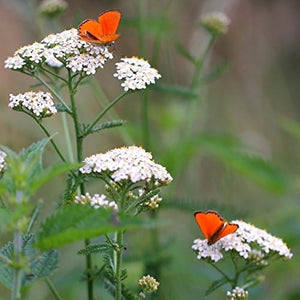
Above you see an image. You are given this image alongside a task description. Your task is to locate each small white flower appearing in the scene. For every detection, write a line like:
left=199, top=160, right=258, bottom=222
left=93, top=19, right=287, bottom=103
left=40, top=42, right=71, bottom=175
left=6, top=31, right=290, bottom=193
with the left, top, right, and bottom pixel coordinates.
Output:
left=80, top=146, right=172, bottom=186
left=192, top=239, right=223, bottom=262
left=226, top=287, right=248, bottom=300
left=114, top=57, right=161, bottom=91
left=0, top=150, right=7, bottom=175
left=4, top=56, right=25, bottom=69
left=75, top=192, right=118, bottom=211
left=8, top=91, right=57, bottom=117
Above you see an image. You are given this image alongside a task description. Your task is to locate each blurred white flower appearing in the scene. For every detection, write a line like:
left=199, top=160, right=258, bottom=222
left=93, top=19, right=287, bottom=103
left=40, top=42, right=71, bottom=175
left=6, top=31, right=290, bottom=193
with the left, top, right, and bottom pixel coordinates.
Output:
left=9, top=91, right=57, bottom=117
left=39, top=0, right=68, bottom=18
left=80, top=146, right=172, bottom=186
left=192, top=220, right=292, bottom=262
left=200, top=11, right=231, bottom=36
left=75, top=192, right=118, bottom=211
left=114, top=57, right=161, bottom=91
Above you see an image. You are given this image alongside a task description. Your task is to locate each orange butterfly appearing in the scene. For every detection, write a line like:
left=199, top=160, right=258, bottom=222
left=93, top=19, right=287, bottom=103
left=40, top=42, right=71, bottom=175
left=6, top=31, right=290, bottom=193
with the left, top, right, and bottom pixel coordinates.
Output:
left=194, top=211, right=239, bottom=245
left=78, top=10, right=121, bottom=44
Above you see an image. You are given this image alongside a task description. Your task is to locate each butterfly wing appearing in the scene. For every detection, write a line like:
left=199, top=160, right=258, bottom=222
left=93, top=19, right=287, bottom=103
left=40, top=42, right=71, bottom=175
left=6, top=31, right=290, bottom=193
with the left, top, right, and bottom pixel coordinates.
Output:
left=98, top=10, right=121, bottom=35
left=97, top=10, right=121, bottom=43
left=216, top=222, right=239, bottom=241
left=194, top=211, right=225, bottom=243
left=78, top=19, right=103, bottom=42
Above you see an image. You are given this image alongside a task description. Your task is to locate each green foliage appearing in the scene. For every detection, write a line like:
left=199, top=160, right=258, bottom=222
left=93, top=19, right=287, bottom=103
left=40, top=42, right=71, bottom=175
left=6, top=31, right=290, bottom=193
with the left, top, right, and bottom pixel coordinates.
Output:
left=36, top=205, right=155, bottom=250
left=83, top=120, right=127, bottom=137
left=78, top=243, right=114, bottom=255
left=102, top=255, right=139, bottom=300
left=175, top=42, right=197, bottom=64
left=0, top=138, right=79, bottom=198
left=205, top=276, right=228, bottom=296
left=154, top=84, right=198, bottom=99
left=0, top=234, right=58, bottom=289
left=199, top=62, right=229, bottom=85
left=162, top=133, right=288, bottom=193
left=280, top=117, right=300, bottom=142
left=0, top=205, right=31, bottom=232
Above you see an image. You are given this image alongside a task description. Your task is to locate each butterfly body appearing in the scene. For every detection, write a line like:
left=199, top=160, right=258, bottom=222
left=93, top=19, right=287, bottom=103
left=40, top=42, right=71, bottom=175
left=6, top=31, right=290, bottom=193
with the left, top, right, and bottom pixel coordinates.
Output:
left=78, top=10, right=121, bottom=44
left=194, top=211, right=238, bottom=245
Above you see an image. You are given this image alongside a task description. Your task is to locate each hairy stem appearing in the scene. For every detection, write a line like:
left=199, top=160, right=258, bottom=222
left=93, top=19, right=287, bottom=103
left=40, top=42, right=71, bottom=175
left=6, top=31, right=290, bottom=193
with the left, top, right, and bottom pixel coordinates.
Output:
left=11, top=191, right=24, bottom=300
left=68, top=70, right=93, bottom=300
left=34, top=73, right=71, bottom=113
left=115, top=230, right=124, bottom=300
left=33, top=117, right=66, bottom=163
left=45, top=277, right=63, bottom=300
left=84, top=91, right=129, bottom=137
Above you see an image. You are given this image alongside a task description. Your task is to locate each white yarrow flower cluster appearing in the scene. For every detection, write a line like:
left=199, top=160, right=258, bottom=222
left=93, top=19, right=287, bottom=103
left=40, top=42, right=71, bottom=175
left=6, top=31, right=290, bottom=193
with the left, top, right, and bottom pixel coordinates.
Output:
left=114, top=57, right=161, bottom=91
left=80, top=146, right=173, bottom=186
left=9, top=91, right=57, bottom=117
left=75, top=192, right=118, bottom=211
left=0, top=150, right=7, bottom=175
left=192, top=220, right=292, bottom=262
left=226, top=287, right=248, bottom=300
left=4, top=28, right=113, bottom=75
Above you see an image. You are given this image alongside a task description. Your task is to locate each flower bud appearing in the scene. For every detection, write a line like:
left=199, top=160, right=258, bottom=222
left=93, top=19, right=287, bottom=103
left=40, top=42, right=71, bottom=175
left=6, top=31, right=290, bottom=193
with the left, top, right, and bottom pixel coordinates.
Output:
left=39, top=0, right=68, bottom=18
left=200, top=11, right=231, bottom=36
left=138, top=275, right=160, bottom=294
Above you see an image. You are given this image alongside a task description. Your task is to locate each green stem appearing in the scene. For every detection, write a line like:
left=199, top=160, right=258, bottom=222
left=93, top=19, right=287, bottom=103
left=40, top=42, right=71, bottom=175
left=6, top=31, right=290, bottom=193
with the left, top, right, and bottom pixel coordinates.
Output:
left=115, top=230, right=124, bottom=300
left=68, top=70, right=93, bottom=300
left=0, top=253, right=12, bottom=264
left=142, top=91, right=150, bottom=149
left=61, top=113, right=75, bottom=162
left=11, top=191, right=24, bottom=300
left=40, top=66, right=68, bottom=84
left=89, top=79, right=134, bottom=144
left=231, top=252, right=240, bottom=287
left=83, top=91, right=129, bottom=137
left=34, top=73, right=72, bottom=114
left=33, top=117, right=66, bottom=162
left=209, top=261, right=231, bottom=282
left=182, top=36, right=215, bottom=141
left=191, top=36, right=215, bottom=89
left=45, top=277, right=63, bottom=300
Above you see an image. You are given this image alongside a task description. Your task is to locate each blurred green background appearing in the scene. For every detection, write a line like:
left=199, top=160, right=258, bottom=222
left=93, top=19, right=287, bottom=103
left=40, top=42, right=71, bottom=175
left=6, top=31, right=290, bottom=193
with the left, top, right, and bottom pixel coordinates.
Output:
left=0, top=0, right=299, bottom=299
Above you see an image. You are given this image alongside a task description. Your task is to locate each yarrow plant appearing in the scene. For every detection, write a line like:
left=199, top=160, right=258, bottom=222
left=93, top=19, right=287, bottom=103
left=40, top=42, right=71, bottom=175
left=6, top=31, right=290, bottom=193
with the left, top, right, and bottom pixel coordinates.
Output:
left=1, top=7, right=165, bottom=300
left=192, top=219, right=292, bottom=297
left=9, top=91, right=57, bottom=118
left=114, top=57, right=162, bottom=91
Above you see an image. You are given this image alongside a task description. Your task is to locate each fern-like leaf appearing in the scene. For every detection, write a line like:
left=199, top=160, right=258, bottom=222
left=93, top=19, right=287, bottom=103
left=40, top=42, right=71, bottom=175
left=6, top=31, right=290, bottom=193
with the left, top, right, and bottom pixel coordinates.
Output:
left=78, top=243, right=113, bottom=255
left=0, top=234, right=58, bottom=289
